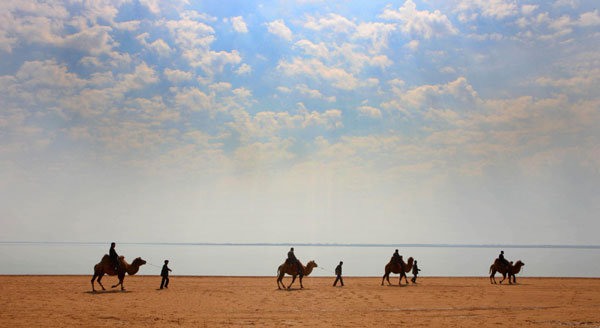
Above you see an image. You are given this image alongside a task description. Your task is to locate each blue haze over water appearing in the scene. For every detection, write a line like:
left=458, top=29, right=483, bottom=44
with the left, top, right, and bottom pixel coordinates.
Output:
left=0, top=242, right=599, bottom=277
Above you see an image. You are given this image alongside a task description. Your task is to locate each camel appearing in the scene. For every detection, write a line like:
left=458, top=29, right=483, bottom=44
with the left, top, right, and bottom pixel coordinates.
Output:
left=91, top=255, right=146, bottom=291
left=381, top=256, right=414, bottom=286
left=276, top=260, right=318, bottom=290
left=489, top=259, right=525, bottom=284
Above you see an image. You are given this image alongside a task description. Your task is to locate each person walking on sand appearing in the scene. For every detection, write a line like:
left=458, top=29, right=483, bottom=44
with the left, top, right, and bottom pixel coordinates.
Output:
left=160, top=260, right=172, bottom=289
left=287, top=248, right=303, bottom=278
left=411, top=260, right=421, bottom=283
left=333, top=261, right=344, bottom=287
left=109, top=242, right=119, bottom=272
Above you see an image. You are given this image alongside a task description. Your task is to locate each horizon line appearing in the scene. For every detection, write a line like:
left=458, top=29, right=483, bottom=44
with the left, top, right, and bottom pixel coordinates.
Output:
left=1, top=241, right=599, bottom=249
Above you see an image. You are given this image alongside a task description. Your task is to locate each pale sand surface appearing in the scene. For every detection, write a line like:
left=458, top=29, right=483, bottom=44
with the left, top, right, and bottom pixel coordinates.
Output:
left=1, top=276, right=600, bottom=327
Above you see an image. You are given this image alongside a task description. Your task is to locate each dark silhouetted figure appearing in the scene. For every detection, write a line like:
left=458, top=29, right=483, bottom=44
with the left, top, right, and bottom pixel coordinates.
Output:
left=392, top=249, right=405, bottom=273
left=499, top=250, right=510, bottom=271
left=287, top=248, right=303, bottom=278
left=411, top=260, right=421, bottom=283
left=333, top=261, right=344, bottom=287
left=109, top=242, right=119, bottom=272
left=160, top=260, right=172, bottom=289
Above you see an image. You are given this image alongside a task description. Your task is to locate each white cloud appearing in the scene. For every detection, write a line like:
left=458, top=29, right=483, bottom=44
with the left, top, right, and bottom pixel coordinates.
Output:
left=296, top=84, right=336, bottom=102
left=302, top=13, right=356, bottom=33
left=353, top=22, right=396, bottom=52
left=278, top=57, right=359, bottom=90
left=578, top=10, right=600, bottom=27
left=521, top=5, right=538, bottom=16
left=266, top=19, right=292, bottom=41
left=235, top=63, right=252, bottom=75
left=405, top=39, right=420, bottom=51
left=164, top=68, right=193, bottom=83
left=137, top=33, right=172, bottom=56
left=294, top=40, right=330, bottom=58
left=380, top=0, right=458, bottom=39
left=230, top=16, right=248, bottom=33
left=357, top=105, right=382, bottom=118
left=454, top=0, right=519, bottom=20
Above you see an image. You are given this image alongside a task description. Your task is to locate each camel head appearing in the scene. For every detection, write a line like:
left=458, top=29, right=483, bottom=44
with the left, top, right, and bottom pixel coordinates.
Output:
left=515, top=260, right=524, bottom=267
left=132, top=257, right=147, bottom=267
left=306, top=260, right=317, bottom=268
left=407, top=257, right=414, bottom=264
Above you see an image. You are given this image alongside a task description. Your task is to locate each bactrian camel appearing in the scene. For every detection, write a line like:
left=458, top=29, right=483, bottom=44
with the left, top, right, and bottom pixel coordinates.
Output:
left=381, top=256, right=414, bottom=286
left=489, top=259, right=525, bottom=284
left=276, top=260, right=318, bottom=289
left=91, top=255, right=146, bottom=291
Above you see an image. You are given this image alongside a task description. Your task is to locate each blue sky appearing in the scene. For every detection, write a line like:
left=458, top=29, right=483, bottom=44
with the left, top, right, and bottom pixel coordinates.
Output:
left=0, top=0, right=599, bottom=245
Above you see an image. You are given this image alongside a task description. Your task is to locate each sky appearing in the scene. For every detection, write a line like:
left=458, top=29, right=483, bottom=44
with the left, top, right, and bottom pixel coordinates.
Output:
left=0, top=0, right=599, bottom=246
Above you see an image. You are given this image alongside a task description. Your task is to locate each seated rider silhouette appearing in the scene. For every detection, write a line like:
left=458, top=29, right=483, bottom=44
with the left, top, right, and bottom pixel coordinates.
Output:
left=287, top=248, right=303, bottom=278
left=392, top=249, right=405, bottom=273
left=499, top=250, right=510, bottom=272
left=109, top=242, right=119, bottom=272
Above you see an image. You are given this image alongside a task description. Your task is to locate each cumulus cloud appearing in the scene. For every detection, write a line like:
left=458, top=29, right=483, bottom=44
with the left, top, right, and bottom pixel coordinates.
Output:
left=230, top=16, right=248, bottom=33
left=380, top=0, right=458, bottom=39
left=235, top=63, right=252, bottom=75
left=302, top=13, right=356, bottom=33
left=164, top=68, right=193, bottom=83
left=266, top=19, right=292, bottom=41
left=454, top=0, right=519, bottom=20
left=357, top=105, right=382, bottom=118
left=278, top=57, right=359, bottom=90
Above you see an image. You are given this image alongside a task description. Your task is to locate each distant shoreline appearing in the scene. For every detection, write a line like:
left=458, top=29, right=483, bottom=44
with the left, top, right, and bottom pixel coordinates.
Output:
left=1, top=241, right=599, bottom=249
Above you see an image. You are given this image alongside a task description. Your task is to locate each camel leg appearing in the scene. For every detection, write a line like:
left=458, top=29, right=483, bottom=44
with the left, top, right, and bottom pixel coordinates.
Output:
left=287, top=275, right=297, bottom=289
left=96, top=274, right=106, bottom=290
left=499, top=272, right=506, bottom=284
left=299, top=275, right=303, bottom=289
left=403, top=272, right=409, bottom=284
left=277, top=273, right=284, bottom=290
left=91, top=274, right=97, bottom=292
left=490, top=270, right=496, bottom=284
left=512, top=275, right=517, bottom=284
left=381, top=272, right=387, bottom=286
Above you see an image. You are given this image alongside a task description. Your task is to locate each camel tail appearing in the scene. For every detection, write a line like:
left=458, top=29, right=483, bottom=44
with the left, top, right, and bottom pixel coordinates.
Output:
left=489, top=265, right=493, bottom=274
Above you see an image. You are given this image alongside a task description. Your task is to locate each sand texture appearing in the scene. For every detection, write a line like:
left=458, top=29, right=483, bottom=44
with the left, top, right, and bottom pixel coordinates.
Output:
left=1, top=275, right=600, bottom=327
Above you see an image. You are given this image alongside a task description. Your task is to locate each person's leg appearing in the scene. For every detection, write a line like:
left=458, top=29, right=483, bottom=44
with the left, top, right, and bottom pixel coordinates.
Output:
left=165, top=277, right=169, bottom=288
left=160, top=277, right=165, bottom=289
left=333, top=276, right=338, bottom=286
left=340, top=276, right=344, bottom=286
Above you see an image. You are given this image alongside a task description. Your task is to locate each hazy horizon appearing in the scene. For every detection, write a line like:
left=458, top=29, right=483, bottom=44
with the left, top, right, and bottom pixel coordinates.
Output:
left=1, top=0, right=599, bottom=251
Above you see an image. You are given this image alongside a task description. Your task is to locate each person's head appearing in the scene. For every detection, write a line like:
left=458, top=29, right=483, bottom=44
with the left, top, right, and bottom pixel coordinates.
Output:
left=164, top=260, right=169, bottom=264
left=414, top=260, right=417, bottom=264
left=394, top=249, right=398, bottom=253
left=290, top=247, right=294, bottom=252
left=501, top=250, right=504, bottom=254
left=111, top=242, right=115, bottom=248
left=340, top=261, right=343, bottom=265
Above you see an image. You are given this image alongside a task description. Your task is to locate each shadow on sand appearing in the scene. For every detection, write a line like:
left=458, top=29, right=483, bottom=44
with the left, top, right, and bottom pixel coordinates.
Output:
left=85, top=290, right=132, bottom=295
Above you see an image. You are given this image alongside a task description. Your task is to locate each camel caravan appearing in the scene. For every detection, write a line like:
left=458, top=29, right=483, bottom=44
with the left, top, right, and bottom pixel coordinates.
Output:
left=90, top=244, right=525, bottom=292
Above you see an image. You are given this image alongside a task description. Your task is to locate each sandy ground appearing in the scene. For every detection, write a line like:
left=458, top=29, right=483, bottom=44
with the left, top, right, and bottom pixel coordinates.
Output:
left=1, top=275, right=600, bottom=327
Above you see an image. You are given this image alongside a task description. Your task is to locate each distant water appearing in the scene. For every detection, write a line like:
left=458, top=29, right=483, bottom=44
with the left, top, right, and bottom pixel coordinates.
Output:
left=0, top=242, right=599, bottom=277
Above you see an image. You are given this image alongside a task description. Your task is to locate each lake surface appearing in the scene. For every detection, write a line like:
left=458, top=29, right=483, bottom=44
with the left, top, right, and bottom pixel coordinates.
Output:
left=1, top=242, right=599, bottom=277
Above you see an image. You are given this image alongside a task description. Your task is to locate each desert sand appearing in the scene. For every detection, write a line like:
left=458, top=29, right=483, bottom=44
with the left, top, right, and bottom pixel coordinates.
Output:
left=1, top=275, right=600, bottom=327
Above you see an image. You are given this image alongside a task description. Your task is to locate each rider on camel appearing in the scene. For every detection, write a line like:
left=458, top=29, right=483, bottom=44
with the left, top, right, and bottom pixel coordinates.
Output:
left=287, top=248, right=303, bottom=278
left=392, top=249, right=405, bottom=273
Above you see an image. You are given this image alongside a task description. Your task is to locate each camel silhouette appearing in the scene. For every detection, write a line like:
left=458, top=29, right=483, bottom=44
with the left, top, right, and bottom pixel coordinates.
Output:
left=489, top=259, right=525, bottom=284
left=276, top=260, right=317, bottom=290
left=381, top=256, right=414, bottom=286
left=91, top=255, right=146, bottom=292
